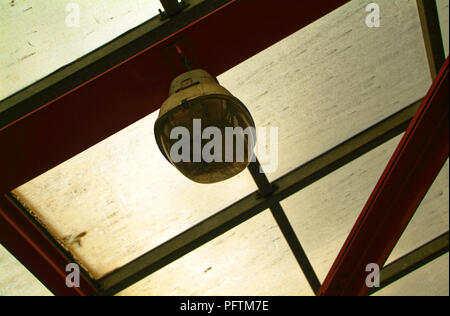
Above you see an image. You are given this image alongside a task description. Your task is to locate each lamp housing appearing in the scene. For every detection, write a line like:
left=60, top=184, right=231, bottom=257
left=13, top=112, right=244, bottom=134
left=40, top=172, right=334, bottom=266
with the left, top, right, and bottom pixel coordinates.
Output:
left=154, top=69, right=256, bottom=184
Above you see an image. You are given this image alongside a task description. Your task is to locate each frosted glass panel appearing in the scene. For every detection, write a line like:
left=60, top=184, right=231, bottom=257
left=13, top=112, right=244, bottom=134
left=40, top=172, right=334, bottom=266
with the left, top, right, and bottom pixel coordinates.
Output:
left=374, top=253, right=449, bottom=296
left=0, top=0, right=163, bottom=100
left=218, top=0, right=430, bottom=181
left=12, top=112, right=257, bottom=279
left=118, top=211, right=313, bottom=296
left=0, top=244, right=52, bottom=296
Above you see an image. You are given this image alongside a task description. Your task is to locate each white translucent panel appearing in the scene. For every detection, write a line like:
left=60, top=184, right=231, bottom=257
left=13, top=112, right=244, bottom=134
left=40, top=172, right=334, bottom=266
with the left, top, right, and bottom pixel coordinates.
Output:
left=0, top=244, right=52, bottom=296
left=12, top=112, right=257, bottom=279
left=117, top=211, right=313, bottom=296
left=281, top=135, right=403, bottom=281
left=387, top=160, right=449, bottom=264
left=437, top=0, right=449, bottom=56
left=0, top=0, right=163, bottom=100
left=374, top=253, right=449, bottom=296
left=218, top=0, right=430, bottom=181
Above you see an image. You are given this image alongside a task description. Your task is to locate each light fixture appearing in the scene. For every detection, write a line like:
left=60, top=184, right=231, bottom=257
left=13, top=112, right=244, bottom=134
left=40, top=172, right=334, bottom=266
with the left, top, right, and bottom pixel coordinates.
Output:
left=155, top=69, right=256, bottom=184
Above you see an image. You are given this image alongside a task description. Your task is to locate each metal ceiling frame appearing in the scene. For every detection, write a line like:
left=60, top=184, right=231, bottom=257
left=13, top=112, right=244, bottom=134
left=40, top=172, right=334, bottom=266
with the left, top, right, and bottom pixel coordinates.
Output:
left=0, top=0, right=349, bottom=296
left=0, top=0, right=448, bottom=296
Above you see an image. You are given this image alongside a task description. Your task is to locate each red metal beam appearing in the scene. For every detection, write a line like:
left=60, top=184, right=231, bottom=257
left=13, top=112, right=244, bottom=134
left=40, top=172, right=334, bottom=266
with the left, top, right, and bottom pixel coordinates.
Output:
left=318, top=57, right=449, bottom=296
left=0, top=0, right=348, bottom=194
left=0, top=195, right=100, bottom=296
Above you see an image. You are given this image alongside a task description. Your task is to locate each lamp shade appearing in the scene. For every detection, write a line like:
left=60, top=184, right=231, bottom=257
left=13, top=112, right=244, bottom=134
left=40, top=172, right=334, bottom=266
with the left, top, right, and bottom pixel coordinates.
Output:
left=154, top=69, right=256, bottom=184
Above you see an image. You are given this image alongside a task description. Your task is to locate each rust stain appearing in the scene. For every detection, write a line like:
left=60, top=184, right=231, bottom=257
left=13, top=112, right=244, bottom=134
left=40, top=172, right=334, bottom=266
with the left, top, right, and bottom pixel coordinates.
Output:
left=204, top=267, right=212, bottom=273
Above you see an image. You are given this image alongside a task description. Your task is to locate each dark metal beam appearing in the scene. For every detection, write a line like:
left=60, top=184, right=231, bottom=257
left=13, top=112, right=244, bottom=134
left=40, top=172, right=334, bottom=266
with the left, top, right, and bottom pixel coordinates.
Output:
left=369, top=232, right=449, bottom=295
left=0, top=0, right=348, bottom=194
left=248, top=160, right=321, bottom=294
left=0, top=194, right=101, bottom=296
left=417, top=0, right=446, bottom=79
left=97, top=99, right=422, bottom=295
left=318, top=57, right=449, bottom=296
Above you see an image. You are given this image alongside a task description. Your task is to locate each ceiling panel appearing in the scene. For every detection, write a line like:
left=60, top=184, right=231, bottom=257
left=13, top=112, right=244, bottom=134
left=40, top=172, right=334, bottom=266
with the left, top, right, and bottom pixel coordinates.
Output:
left=0, top=0, right=163, bottom=100
left=117, top=210, right=313, bottom=296
left=0, top=244, right=52, bottom=296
